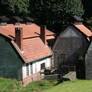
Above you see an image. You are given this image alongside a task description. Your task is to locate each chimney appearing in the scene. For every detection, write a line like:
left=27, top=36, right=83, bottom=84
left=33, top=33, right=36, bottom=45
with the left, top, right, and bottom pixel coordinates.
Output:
left=0, top=16, right=9, bottom=26
left=40, top=25, right=46, bottom=45
left=73, top=16, right=83, bottom=25
left=15, top=27, right=23, bottom=51
left=74, top=21, right=82, bottom=25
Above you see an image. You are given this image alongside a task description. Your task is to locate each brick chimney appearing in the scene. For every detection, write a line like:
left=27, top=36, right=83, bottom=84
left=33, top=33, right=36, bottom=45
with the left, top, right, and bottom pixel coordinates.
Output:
left=40, top=25, right=46, bottom=45
left=15, top=27, right=23, bottom=51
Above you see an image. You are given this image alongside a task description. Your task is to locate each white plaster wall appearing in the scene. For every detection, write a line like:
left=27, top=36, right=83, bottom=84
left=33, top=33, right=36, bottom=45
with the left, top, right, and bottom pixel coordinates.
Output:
left=22, top=57, right=51, bottom=79
left=46, top=58, right=51, bottom=68
left=32, top=63, right=36, bottom=74
left=32, top=57, right=51, bottom=73
left=22, top=64, right=27, bottom=79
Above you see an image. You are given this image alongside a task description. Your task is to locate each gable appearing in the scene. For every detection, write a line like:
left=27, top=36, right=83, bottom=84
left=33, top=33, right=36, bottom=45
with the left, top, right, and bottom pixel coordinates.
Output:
left=0, top=35, right=23, bottom=64
left=53, top=25, right=89, bottom=51
left=59, top=26, right=80, bottom=38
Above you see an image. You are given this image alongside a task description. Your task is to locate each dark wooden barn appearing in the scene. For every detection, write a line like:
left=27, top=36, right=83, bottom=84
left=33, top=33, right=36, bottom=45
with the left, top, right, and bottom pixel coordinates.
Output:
left=53, top=23, right=92, bottom=75
left=85, top=42, right=92, bottom=79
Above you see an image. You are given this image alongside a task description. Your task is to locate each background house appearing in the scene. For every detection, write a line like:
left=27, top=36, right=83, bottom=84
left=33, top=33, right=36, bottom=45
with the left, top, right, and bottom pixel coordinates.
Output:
left=0, top=21, right=55, bottom=86
left=53, top=21, right=92, bottom=75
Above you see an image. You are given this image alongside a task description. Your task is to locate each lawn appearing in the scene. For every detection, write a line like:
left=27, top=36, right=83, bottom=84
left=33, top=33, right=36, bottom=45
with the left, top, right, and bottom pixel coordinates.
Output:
left=0, top=77, right=57, bottom=92
left=43, top=79, right=92, bottom=92
left=0, top=77, right=92, bottom=92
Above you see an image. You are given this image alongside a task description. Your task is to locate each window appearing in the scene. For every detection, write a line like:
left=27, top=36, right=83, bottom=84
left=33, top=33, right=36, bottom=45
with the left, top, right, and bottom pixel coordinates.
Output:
left=41, top=63, right=45, bottom=70
left=26, top=63, right=29, bottom=76
left=30, top=63, right=33, bottom=74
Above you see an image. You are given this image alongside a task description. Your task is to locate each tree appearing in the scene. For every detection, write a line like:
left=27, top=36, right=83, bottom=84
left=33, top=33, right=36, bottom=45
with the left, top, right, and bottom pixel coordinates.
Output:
left=63, top=0, right=84, bottom=16
left=9, top=0, right=30, bottom=16
left=29, top=0, right=84, bottom=25
left=0, top=0, right=10, bottom=16
left=0, top=0, right=30, bottom=16
left=82, top=0, right=92, bottom=18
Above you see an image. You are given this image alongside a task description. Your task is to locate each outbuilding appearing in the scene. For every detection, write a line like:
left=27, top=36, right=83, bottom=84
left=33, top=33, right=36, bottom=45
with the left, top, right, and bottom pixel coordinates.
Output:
left=53, top=21, right=92, bottom=75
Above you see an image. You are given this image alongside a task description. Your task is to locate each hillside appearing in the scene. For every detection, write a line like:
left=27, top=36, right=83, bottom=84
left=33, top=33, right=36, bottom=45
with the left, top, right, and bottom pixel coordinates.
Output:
left=43, top=79, right=92, bottom=92
left=1, top=77, right=92, bottom=92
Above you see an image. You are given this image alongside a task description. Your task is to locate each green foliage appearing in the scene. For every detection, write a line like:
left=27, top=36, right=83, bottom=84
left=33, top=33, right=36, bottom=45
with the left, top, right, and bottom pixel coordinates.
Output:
left=85, top=17, right=92, bottom=30
left=0, top=0, right=84, bottom=28
left=63, top=0, right=84, bottom=16
left=83, top=0, right=92, bottom=18
left=0, top=0, right=30, bottom=16
left=29, top=0, right=84, bottom=25
left=9, top=0, right=29, bottom=16
left=78, top=56, right=84, bottom=61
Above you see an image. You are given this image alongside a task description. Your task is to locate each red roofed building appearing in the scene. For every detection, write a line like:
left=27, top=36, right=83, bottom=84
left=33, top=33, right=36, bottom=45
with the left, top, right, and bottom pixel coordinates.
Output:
left=0, top=23, right=55, bottom=86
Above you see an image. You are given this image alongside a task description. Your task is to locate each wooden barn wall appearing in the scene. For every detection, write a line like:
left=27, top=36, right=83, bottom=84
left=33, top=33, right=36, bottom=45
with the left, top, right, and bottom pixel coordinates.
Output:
left=53, top=26, right=89, bottom=69
left=85, top=42, right=92, bottom=79
left=0, top=35, right=23, bottom=80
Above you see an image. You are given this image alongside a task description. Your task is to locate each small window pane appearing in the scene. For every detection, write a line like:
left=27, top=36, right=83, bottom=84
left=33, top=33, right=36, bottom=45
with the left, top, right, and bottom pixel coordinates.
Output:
left=41, top=63, right=45, bottom=70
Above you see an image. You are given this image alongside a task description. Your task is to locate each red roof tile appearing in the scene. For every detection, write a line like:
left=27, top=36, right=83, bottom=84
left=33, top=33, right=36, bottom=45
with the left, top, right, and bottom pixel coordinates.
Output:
left=22, top=38, right=52, bottom=62
left=74, top=24, right=92, bottom=37
left=0, top=24, right=54, bottom=39
left=0, top=24, right=54, bottom=63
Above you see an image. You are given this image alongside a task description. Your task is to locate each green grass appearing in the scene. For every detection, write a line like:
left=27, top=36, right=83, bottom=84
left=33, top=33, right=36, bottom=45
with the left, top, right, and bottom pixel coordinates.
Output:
left=0, top=77, right=21, bottom=92
left=1, top=77, right=92, bottom=92
left=18, top=80, right=57, bottom=92
left=43, top=79, right=92, bottom=92
left=0, top=77, right=57, bottom=92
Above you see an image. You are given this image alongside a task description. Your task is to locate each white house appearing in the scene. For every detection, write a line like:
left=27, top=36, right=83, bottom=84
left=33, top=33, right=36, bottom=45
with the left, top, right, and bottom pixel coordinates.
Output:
left=0, top=23, right=55, bottom=86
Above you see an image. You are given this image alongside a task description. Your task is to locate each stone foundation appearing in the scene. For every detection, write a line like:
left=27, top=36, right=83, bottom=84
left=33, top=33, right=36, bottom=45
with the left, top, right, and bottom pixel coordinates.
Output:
left=23, top=72, right=41, bottom=86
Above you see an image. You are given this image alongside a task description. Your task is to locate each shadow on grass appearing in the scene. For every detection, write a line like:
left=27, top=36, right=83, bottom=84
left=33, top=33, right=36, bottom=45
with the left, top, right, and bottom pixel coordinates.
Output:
left=55, top=78, right=70, bottom=86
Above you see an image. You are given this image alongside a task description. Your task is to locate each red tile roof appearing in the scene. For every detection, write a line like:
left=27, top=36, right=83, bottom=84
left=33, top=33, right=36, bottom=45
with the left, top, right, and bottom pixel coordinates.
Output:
left=74, top=24, right=92, bottom=37
left=22, top=38, right=52, bottom=62
left=0, top=24, right=54, bottom=63
left=0, top=24, right=54, bottom=39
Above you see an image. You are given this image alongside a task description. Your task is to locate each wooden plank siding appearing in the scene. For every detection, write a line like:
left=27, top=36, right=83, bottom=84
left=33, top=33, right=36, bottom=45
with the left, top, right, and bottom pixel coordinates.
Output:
left=0, top=35, right=23, bottom=80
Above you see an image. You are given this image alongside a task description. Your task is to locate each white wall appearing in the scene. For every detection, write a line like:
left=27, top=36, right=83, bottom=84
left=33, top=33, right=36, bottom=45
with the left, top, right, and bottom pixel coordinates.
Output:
left=22, top=64, right=26, bottom=79
left=22, top=57, right=51, bottom=79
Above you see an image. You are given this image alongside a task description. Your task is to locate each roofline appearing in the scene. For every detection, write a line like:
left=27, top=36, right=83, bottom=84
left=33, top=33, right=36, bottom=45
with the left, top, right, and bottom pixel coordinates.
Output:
left=72, top=24, right=92, bottom=37
left=0, top=35, right=24, bottom=63
left=11, top=40, right=26, bottom=63
left=25, top=54, right=53, bottom=63
left=0, top=33, right=12, bottom=40
left=11, top=40, right=53, bottom=63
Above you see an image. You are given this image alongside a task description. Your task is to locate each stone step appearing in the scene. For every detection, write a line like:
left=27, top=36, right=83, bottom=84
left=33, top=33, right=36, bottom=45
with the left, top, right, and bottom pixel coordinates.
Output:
left=63, top=71, right=76, bottom=80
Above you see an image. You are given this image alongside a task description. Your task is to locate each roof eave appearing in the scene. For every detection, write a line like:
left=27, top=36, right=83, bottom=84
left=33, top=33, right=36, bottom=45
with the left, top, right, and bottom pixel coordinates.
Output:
left=11, top=40, right=26, bottom=63
left=25, top=54, right=53, bottom=63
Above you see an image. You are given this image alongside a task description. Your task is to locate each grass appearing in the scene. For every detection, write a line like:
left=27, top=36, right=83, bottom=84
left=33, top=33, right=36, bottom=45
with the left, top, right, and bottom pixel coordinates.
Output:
left=0, top=77, right=57, bottom=92
left=43, top=79, right=92, bottom=92
left=0, top=77, right=21, bottom=92
left=18, top=80, right=57, bottom=92
left=1, top=77, right=92, bottom=92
